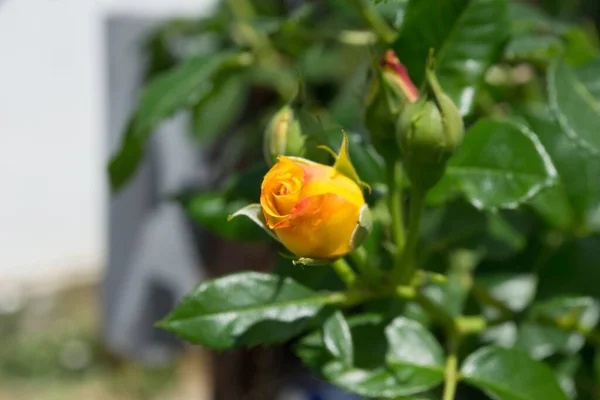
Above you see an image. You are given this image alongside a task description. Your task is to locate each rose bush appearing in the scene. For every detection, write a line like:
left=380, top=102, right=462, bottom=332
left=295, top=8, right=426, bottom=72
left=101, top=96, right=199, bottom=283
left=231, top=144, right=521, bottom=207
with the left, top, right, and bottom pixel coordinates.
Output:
left=110, top=0, right=600, bottom=399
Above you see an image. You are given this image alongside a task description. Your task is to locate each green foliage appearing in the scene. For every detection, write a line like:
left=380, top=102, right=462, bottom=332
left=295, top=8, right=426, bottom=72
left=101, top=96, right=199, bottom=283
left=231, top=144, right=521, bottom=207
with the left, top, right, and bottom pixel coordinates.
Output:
left=296, top=315, right=444, bottom=398
left=393, top=0, right=509, bottom=114
left=461, top=346, right=568, bottom=400
left=159, top=272, right=336, bottom=349
left=109, top=0, right=600, bottom=398
left=429, top=118, right=557, bottom=210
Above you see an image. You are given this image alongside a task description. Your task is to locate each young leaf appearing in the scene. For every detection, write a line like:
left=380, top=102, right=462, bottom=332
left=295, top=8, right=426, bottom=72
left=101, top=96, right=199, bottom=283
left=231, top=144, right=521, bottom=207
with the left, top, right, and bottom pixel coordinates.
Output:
left=461, top=346, right=568, bottom=400
left=429, top=118, right=557, bottom=210
left=393, top=0, right=509, bottom=115
left=159, top=272, right=334, bottom=349
left=548, top=58, right=600, bottom=155
left=296, top=315, right=444, bottom=398
left=323, top=311, right=354, bottom=366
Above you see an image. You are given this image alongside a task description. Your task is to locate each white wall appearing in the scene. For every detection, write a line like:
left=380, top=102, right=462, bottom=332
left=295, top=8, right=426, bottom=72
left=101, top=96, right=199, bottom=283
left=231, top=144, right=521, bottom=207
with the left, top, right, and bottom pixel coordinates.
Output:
left=0, top=0, right=215, bottom=283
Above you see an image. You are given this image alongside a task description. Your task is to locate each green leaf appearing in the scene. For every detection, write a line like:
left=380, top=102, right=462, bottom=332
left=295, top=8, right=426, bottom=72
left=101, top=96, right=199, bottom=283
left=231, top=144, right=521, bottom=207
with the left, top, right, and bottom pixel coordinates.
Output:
left=429, top=118, right=557, bottom=210
left=296, top=316, right=444, bottom=398
left=504, top=35, right=562, bottom=62
left=222, top=163, right=269, bottom=202
left=553, top=355, right=580, bottom=399
left=508, top=1, right=556, bottom=35
left=576, top=58, right=600, bottom=102
left=227, top=203, right=279, bottom=242
left=109, top=52, right=247, bottom=192
left=561, top=27, right=600, bottom=66
left=476, top=274, right=537, bottom=313
left=159, top=272, right=335, bottom=349
left=184, top=194, right=267, bottom=242
left=521, top=105, right=600, bottom=233
left=461, top=346, right=568, bottom=400
left=393, top=0, right=509, bottom=115
left=191, top=76, right=248, bottom=143
left=516, top=296, right=600, bottom=359
left=537, top=237, right=600, bottom=299
left=548, top=58, right=600, bottom=155
left=425, top=201, right=528, bottom=261
left=323, top=311, right=354, bottom=366
left=375, top=0, right=409, bottom=29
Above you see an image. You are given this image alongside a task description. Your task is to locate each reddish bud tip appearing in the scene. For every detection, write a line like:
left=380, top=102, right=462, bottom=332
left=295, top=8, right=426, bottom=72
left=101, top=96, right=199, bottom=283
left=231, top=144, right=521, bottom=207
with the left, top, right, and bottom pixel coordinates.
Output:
left=381, top=50, right=419, bottom=102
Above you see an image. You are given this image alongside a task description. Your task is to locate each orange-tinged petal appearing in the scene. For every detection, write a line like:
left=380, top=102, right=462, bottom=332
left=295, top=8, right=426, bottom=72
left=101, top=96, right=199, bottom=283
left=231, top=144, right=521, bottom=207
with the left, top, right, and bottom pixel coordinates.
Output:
left=299, top=163, right=364, bottom=208
left=272, top=193, right=360, bottom=259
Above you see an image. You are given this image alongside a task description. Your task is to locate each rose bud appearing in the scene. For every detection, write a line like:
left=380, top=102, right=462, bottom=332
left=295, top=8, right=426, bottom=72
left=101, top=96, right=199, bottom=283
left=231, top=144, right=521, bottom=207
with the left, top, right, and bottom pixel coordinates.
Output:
left=263, top=105, right=306, bottom=166
left=396, top=56, right=464, bottom=191
left=230, top=133, right=371, bottom=263
left=364, top=49, right=419, bottom=162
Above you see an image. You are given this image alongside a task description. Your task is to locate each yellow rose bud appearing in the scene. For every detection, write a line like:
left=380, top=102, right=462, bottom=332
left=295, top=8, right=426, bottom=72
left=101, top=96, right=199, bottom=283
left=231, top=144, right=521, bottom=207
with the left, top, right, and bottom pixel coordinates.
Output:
left=260, top=156, right=367, bottom=260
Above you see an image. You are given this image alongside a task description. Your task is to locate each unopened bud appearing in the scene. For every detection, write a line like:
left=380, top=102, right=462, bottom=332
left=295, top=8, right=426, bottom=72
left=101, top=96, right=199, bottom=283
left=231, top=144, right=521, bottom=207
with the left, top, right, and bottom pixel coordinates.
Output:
left=263, top=105, right=306, bottom=166
left=364, top=50, right=418, bottom=162
left=397, top=58, right=464, bottom=191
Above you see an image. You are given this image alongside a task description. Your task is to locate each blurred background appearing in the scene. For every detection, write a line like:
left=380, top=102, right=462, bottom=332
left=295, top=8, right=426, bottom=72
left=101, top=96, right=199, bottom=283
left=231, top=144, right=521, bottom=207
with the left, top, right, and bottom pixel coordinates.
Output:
left=1, top=0, right=600, bottom=399
left=0, top=1, right=218, bottom=399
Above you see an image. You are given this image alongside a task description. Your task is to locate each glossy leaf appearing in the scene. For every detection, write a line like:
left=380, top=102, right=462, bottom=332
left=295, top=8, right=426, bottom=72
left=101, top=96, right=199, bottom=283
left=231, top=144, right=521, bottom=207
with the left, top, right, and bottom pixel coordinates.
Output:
left=429, top=118, right=557, bottom=210
left=159, top=272, right=334, bottom=349
left=109, top=52, right=246, bottom=192
left=393, top=0, right=509, bottom=115
left=521, top=105, right=600, bottom=233
left=323, top=311, right=354, bottom=366
left=461, top=346, right=568, bottom=400
left=296, top=316, right=444, bottom=398
left=548, top=58, right=600, bottom=155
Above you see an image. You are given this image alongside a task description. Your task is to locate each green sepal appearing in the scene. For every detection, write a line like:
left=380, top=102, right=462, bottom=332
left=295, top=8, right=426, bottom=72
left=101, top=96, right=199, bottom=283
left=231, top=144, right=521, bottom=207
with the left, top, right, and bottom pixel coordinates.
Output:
left=228, top=203, right=280, bottom=242
left=317, top=131, right=371, bottom=192
left=350, top=204, right=373, bottom=250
